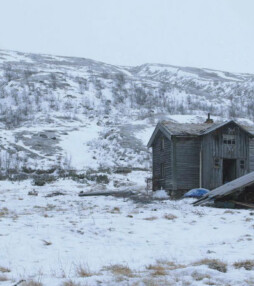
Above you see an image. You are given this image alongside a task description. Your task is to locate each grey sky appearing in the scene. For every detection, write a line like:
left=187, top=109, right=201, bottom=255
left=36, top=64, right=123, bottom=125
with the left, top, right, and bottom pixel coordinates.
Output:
left=0, top=0, right=254, bottom=73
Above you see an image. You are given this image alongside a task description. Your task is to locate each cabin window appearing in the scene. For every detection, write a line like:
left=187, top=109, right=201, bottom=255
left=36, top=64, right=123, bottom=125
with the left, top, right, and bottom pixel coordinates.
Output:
left=214, top=158, right=220, bottom=168
left=160, top=137, right=165, bottom=150
left=240, top=160, right=245, bottom=169
left=160, top=163, right=165, bottom=178
left=223, top=134, right=236, bottom=145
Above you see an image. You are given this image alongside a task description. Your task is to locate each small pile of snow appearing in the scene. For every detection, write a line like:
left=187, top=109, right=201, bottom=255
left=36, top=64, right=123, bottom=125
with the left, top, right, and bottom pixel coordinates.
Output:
left=153, top=189, right=169, bottom=199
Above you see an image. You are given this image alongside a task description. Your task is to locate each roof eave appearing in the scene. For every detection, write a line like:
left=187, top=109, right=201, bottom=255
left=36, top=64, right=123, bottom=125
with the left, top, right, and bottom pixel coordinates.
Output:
left=200, top=120, right=254, bottom=137
left=147, top=123, right=171, bottom=148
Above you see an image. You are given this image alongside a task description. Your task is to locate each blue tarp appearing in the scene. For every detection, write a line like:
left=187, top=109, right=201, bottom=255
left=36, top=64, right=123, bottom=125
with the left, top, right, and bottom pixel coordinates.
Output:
left=183, top=188, right=209, bottom=198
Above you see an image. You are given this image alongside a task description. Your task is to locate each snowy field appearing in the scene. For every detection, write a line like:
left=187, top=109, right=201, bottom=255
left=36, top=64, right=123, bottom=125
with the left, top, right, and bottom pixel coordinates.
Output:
left=0, top=180, right=254, bottom=286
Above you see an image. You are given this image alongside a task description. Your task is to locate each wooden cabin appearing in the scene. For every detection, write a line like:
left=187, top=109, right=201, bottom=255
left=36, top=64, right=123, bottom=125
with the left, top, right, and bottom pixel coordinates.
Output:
left=147, top=116, right=254, bottom=196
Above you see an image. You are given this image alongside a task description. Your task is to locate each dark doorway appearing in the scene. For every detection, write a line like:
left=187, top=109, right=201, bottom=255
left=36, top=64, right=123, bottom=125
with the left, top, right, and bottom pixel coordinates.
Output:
left=223, top=159, right=236, bottom=184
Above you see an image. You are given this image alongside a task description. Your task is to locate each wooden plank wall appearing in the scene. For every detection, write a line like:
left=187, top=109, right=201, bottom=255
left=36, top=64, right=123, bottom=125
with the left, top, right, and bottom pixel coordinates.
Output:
left=152, top=130, right=172, bottom=190
left=202, top=123, right=250, bottom=190
left=174, top=137, right=200, bottom=190
left=249, top=138, right=254, bottom=172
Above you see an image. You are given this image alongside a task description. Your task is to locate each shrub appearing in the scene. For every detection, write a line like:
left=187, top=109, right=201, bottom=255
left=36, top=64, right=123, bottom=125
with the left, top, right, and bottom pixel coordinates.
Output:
left=87, top=174, right=109, bottom=184
left=33, top=175, right=56, bottom=186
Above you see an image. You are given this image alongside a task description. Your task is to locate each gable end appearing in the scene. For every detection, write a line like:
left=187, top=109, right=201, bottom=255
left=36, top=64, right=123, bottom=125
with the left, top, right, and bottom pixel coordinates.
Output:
left=147, top=123, right=171, bottom=147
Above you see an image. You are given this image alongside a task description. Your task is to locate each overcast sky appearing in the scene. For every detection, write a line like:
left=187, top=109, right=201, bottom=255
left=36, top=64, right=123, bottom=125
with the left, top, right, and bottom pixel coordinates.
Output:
left=0, top=0, right=253, bottom=73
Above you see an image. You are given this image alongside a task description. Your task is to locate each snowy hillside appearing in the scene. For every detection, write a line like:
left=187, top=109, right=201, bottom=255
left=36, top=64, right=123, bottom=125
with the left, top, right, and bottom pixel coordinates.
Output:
left=0, top=49, right=254, bottom=185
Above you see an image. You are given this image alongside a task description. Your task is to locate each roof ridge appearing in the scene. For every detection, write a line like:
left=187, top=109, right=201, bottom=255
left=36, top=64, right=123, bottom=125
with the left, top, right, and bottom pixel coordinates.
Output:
left=160, top=119, right=253, bottom=136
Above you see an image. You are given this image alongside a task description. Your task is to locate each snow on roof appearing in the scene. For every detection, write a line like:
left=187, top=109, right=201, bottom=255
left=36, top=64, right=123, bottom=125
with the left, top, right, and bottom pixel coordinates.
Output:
left=161, top=121, right=214, bottom=136
left=161, top=120, right=254, bottom=136
left=194, top=171, right=254, bottom=206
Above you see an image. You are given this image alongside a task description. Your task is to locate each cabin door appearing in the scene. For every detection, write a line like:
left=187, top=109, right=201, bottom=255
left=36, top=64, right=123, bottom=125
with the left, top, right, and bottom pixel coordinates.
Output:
left=223, top=159, right=236, bottom=184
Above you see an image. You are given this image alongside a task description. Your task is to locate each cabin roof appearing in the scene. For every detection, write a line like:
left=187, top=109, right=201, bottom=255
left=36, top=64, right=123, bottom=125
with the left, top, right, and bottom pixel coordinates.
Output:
left=161, top=120, right=253, bottom=136
left=194, top=171, right=254, bottom=206
left=147, top=120, right=254, bottom=147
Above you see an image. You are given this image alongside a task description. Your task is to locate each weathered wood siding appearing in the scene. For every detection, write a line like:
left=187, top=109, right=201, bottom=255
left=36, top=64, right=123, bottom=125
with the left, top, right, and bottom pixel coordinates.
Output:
left=202, top=122, right=250, bottom=190
left=250, top=139, right=254, bottom=172
left=152, top=130, right=172, bottom=190
left=173, top=137, right=200, bottom=190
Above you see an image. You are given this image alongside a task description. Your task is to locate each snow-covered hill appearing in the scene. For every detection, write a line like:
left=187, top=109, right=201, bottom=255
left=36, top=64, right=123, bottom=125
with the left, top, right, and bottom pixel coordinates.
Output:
left=0, top=49, right=254, bottom=186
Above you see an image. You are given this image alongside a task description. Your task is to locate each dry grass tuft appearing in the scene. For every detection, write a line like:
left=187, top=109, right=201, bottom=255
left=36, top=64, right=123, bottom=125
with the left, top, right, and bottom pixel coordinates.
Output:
left=0, top=275, right=8, bottom=281
left=103, top=264, right=134, bottom=277
left=146, top=264, right=167, bottom=276
left=110, top=207, right=120, bottom=213
left=22, top=280, right=43, bottom=286
left=76, top=264, right=95, bottom=277
left=194, top=259, right=227, bottom=273
left=61, top=280, right=81, bottom=286
left=192, top=271, right=211, bottom=281
left=143, top=216, right=158, bottom=221
left=164, top=214, right=177, bottom=220
left=0, top=207, right=9, bottom=217
left=156, top=260, right=186, bottom=270
left=233, top=260, right=254, bottom=270
left=0, top=266, right=10, bottom=273
left=142, top=277, right=173, bottom=286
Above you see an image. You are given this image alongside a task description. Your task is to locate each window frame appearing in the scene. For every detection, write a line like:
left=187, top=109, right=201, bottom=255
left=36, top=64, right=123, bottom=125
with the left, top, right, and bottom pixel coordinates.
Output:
left=240, top=159, right=245, bottom=169
left=223, top=134, right=236, bottom=145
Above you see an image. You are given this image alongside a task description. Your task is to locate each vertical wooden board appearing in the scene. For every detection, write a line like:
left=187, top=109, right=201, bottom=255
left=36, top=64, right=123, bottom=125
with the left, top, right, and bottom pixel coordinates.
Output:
left=172, top=137, right=177, bottom=190
left=175, top=137, right=200, bottom=190
left=249, top=138, right=254, bottom=172
left=152, top=130, right=172, bottom=190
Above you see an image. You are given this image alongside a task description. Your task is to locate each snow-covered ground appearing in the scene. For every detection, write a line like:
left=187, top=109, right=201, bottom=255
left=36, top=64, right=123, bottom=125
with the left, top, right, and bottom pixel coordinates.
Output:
left=60, top=123, right=102, bottom=170
left=0, top=179, right=254, bottom=286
